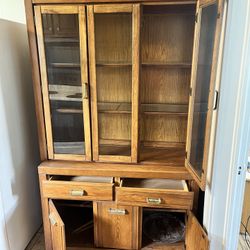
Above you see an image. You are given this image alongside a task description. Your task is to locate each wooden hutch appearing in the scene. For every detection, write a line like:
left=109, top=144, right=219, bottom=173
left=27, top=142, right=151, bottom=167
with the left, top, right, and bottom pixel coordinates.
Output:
left=24, top=0, right=226, bottom=249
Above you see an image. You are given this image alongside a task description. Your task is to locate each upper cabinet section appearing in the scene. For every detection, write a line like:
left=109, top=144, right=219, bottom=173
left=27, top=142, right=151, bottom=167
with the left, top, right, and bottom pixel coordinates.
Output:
left=186, top=0, right=224, bottom=190
left=88, top=4, right=140, bottom=163
left=35, top=5, right=92, bottom=161
left=33, top=1, right=225, bottom=179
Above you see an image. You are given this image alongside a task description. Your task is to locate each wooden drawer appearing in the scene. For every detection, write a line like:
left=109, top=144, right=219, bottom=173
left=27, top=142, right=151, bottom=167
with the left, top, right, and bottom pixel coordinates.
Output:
left=93, top=201, right=141, bottom=250
left=42, top=176, right=114, bottom=201
left=116, top=179, right=194, bottom=210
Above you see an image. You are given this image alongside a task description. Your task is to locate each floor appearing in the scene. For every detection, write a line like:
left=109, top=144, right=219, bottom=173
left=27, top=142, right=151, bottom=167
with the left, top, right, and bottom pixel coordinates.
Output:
left=26, top=228, right=250, bottom=250
left=25, top=228, right=45, bottom=250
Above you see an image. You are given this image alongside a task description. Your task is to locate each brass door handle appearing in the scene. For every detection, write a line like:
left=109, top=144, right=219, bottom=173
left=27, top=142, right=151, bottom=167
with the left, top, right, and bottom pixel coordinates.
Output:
left=83, top=82, right=89, bottom=99
left=108, top=208, right=126, bottom=215
left=70, top=190, right=85, bottom=196
left=146, top=198, right=162, bottom=204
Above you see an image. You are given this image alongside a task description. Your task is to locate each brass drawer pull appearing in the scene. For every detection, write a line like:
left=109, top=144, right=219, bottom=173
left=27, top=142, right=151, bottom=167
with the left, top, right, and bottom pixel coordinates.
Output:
left=108, top=208, right=126, bottom=215
left=49, top=213, right=57, bottom=226
left=70, top=190, right=85, bottom=196
left=146, top=198, right=162, bottom=204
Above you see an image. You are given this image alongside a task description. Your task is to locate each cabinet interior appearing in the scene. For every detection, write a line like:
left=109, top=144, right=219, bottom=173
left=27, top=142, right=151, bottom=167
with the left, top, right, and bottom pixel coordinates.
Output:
left=142, top=208, right=186, bottom=249
left=54, top=200, right=94, bottom=249
left=139, top=4, right=195, bottom=164
left=121, top=178, right=188, bottom=191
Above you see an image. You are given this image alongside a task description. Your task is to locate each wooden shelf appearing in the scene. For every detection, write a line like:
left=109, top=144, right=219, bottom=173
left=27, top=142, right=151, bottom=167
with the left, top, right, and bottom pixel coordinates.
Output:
left=49, top=84, right=82, bottom=102
left=45, top=37, right=79, bottom=43
left=50, top=62, right=80, bottom=68
left=54, top=141, right=85, bottom=155
left=98, top=102, right=131, bottom=114
left=96, top=62, right=132, bottom=67
left=140, top=146, right=186, bottom=166
left=97, top=102, right=188, bottom=115
left=142, top=62, right=192, bottom=68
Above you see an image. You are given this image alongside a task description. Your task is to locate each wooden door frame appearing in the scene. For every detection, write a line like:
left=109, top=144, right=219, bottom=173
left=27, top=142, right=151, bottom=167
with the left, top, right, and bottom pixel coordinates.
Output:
left=87, top=4, right=140, bottom=163
left=34, top=5, right=92, bottom=161
left=185, top=0, right=224, bottom=190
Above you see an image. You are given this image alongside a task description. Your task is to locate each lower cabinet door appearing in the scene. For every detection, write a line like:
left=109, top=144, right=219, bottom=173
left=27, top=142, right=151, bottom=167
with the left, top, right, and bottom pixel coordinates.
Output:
left=186, top=211, right=209, bottom=250
left=93, top=201, right=141, bottom=250
left=49, top=199, right=66, bottom=250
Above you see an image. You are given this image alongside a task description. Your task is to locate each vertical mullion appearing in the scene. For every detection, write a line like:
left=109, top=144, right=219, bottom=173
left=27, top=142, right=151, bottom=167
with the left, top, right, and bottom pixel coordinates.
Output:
left=79, top=5, right=92, bottom=161
left=35, top=6, right=54, bottom=159
left=131, top=4, right=141, bottom=163
left=87, top=6, right=99, bottom=161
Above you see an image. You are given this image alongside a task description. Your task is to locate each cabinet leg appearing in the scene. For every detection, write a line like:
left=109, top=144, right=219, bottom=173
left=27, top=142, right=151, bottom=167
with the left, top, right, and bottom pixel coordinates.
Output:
left=39, top=173, right=52, bottom=250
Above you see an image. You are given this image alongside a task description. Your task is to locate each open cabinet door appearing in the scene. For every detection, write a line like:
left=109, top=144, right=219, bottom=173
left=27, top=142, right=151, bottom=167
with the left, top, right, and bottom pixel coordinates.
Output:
left=186, top=212, right=209, bottom=250
left=185, top=0, right=225, bottom=190
left=49, top=200, right=66, bottom=250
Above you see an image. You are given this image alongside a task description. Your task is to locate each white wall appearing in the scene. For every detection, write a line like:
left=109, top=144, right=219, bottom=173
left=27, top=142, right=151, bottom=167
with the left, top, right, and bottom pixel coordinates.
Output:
left=203, top=0, right=250, bottom=249
left=0, top=0, right=42, bottom=249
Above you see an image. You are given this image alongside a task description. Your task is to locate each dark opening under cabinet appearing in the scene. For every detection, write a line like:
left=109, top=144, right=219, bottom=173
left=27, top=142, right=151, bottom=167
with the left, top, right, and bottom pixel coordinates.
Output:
left=25, top=0, right=226, bottom=249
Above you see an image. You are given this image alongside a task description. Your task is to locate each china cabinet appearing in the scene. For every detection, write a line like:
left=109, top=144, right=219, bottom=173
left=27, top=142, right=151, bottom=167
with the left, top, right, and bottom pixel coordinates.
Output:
left=24, top=0, right=226, bottom=249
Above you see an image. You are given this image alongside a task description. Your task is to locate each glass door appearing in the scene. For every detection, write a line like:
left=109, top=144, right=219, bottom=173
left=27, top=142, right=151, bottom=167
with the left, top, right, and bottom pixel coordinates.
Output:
left=186, top=0, right=224, bottom=190
left=35, top=5, right=91, bottom=161
left=88, top=4, right=140, bottom=163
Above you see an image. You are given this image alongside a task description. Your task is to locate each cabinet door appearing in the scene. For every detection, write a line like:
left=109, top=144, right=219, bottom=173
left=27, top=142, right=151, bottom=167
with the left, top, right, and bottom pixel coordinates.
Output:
left=186, top=212, right=209, bottom=250
left=185, top=0, right=224, bottom=190
left=35, top=5, right=91, bottom=161
left=49, top=200, right=66, bottom=250
left=87, top=4, right=140, bottom=163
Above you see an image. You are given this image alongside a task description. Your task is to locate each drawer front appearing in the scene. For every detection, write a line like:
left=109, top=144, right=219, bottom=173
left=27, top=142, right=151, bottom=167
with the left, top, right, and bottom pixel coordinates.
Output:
left=116, top=187, right=194, bottom=210
left=43, top=180, right=113, bottom=201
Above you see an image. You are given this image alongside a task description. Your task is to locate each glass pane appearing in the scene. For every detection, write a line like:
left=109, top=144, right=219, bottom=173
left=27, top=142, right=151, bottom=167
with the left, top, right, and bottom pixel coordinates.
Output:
left=139, top=5, right=195, bottom=164
left=189, top=4, right=218, bottom=176
left=94, top=13, right=132, bottom=156
left=42, top=14, right=86, bottom=155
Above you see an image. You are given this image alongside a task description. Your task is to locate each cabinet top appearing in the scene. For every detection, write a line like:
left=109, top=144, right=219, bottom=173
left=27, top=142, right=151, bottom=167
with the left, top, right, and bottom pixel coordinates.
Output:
left=31, top=0, right=197, bottom=5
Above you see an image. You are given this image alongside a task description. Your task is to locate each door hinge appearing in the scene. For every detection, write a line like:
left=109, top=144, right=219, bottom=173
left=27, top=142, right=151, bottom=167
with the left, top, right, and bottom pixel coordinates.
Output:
left=185, top=151, right=188, bottom=159
left=237, top=166, right=242, bottom=175
left=217, top=12, right=221, bottom=19
left=189, top=87, right=192, bottom=96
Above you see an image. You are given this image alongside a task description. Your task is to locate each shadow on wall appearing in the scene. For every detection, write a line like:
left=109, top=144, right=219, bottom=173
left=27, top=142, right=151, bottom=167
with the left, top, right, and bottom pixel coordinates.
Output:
left=0, top=19, right=42, bottom=250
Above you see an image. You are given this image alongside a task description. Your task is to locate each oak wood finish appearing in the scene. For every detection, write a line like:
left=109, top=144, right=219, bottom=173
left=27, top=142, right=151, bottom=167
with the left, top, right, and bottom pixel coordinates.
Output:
left=131, top=4, right=141, bottom=163
left=39, top=173, right=53, bottom=250
left=43, top=180, right=113, bottom=201
left=49, top=200, right=66, bottom=250
left=93, top=202, right=141, bottom=249
left=185, top=0, right=225, bottom=190
left=35, top=5, right=54, bottom=159
left=79, top=5, right=92, bottom=161
left=116, top=180, right=194, bottom=210
left=24, top=0, right=47, bottom=160
left=38, top=161, right=193, bottom=180
left=185, top=211, right=209, bottom=250
left=33, top=0, right=197, bottom=3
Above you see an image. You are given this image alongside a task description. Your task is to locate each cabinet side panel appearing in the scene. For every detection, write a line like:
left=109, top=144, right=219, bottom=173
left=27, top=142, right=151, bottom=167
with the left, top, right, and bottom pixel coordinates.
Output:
left=24, top=0, right=47, bottom=160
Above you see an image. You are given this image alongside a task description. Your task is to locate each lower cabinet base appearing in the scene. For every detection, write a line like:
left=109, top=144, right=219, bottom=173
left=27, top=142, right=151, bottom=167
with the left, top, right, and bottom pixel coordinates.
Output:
left=49, top=200, right=186, bottom=250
